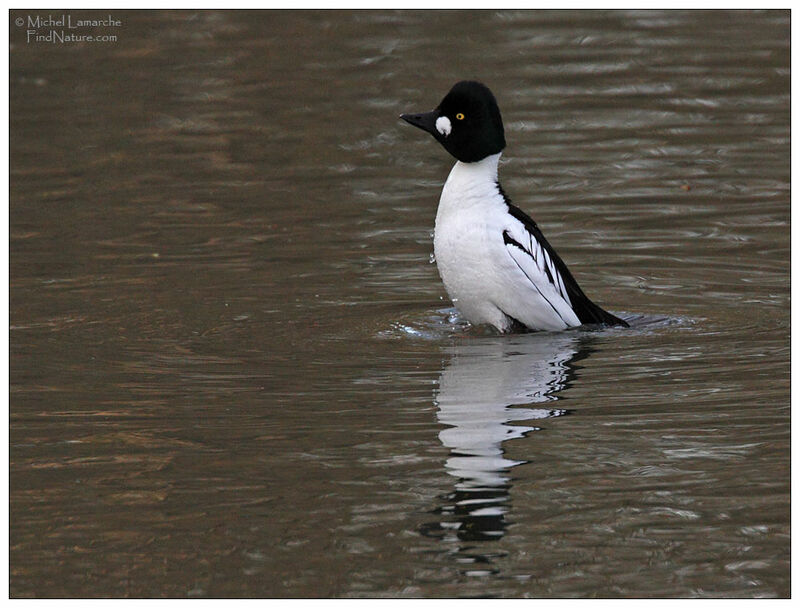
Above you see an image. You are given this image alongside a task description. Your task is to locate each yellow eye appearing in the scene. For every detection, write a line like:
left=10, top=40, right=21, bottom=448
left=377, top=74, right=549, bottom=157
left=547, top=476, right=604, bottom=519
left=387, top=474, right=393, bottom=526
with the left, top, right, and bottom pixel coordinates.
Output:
left=456, top=113, right=465, bottom=120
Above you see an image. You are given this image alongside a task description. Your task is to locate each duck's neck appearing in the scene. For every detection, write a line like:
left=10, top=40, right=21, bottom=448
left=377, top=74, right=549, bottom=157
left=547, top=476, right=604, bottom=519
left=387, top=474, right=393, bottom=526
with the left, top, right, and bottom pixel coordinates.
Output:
left=440, top=152, right=504, bottom=213
left=448, top=152, right=501, bottom=185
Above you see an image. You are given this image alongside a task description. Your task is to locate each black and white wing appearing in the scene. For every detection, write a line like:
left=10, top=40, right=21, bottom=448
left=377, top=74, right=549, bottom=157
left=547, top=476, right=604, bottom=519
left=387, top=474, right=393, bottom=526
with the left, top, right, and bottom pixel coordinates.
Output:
left=501, top=213, right=580, bottom=328
left=502, top=202, right=628, bottom=328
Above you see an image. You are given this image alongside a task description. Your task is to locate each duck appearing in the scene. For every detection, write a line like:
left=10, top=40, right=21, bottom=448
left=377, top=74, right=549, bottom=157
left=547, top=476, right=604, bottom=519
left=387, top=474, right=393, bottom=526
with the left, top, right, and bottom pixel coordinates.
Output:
left=400, top=80, right=628, bottom=332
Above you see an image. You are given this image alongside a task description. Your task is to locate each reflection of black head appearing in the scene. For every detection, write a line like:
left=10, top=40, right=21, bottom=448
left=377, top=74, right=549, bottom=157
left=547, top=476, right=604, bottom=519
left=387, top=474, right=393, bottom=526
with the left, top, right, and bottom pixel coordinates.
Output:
left=448, top=487, right=509, bottom=542
left=420, top=487, right=510, bottom=542
left=400, top=81, right=506, bottom=163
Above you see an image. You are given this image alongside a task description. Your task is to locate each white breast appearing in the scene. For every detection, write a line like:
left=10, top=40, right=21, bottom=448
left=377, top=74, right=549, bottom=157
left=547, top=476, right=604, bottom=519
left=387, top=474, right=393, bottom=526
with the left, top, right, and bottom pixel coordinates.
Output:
left=433, top=154, right=513, bottom=330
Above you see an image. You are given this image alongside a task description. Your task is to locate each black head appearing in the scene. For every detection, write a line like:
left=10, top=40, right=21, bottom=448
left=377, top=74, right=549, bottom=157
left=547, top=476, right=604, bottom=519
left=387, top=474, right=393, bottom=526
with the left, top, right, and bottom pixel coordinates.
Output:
left=400, top=81, right=506, bottom=163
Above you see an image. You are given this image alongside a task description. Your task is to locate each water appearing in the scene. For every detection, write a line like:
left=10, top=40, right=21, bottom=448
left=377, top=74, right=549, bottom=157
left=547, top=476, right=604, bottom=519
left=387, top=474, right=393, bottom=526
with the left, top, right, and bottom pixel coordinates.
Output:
left=10, top=9, right=789, bottom=598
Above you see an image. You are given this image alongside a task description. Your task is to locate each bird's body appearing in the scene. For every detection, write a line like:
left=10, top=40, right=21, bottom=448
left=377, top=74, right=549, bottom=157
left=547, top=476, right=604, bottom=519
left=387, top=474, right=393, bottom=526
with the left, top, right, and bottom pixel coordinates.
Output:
left=401, top=81, right=627, bottom=333
left=435, top=153, right=577, bottom=332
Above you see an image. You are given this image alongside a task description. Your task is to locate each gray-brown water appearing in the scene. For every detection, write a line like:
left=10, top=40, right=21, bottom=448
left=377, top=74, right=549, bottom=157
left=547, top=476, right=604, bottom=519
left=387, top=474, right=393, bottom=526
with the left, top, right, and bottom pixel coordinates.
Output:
left=10, top=9, right=790, bottom=598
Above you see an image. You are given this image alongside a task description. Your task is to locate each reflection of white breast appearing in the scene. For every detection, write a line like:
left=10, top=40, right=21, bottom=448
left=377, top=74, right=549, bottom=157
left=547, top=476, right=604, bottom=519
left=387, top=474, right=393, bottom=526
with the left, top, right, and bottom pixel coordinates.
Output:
left=435, top=333, right=578, bottom=488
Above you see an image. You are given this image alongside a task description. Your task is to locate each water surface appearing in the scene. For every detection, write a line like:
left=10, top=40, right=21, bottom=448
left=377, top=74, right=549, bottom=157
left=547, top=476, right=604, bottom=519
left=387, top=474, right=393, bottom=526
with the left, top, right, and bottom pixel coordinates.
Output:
left=10, top=9, right=790, bottom=598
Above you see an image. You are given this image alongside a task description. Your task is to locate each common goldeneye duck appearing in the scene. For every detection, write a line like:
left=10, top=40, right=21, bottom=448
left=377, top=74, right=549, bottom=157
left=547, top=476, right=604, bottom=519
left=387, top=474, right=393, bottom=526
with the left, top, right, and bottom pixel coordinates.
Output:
left=400, top=80, right=628, bottom=332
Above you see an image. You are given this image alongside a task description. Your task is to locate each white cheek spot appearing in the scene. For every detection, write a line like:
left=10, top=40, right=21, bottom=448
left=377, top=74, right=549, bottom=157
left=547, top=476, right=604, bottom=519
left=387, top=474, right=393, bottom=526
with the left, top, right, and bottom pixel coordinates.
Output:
left=435, top=116, right=452, bottom=137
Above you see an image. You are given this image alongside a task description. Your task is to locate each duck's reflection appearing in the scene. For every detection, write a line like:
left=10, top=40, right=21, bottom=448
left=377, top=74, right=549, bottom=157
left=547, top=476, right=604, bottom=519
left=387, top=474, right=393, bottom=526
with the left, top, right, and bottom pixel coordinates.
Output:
left=421, top=331, right=589, bottom=542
